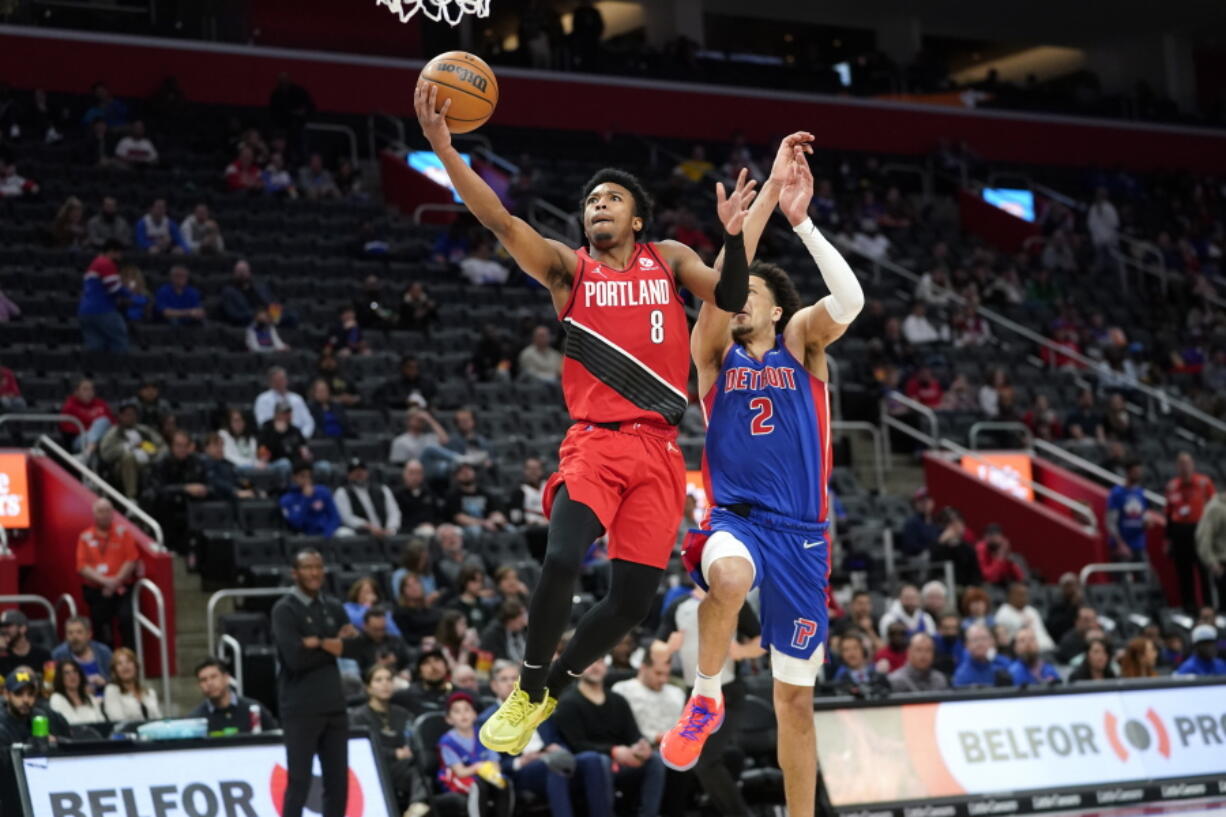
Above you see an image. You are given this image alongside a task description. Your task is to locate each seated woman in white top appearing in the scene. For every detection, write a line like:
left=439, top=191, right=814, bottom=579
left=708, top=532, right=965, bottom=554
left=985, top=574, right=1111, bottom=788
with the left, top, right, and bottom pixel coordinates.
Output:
left=49, top=658, right=106, bottom=726
left=102, top=647, right=161, bottom=722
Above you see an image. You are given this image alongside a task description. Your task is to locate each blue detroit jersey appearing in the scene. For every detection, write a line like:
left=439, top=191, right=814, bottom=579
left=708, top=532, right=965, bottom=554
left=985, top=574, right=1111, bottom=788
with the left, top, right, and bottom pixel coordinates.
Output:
left=702, top=337, right=831, bottom=522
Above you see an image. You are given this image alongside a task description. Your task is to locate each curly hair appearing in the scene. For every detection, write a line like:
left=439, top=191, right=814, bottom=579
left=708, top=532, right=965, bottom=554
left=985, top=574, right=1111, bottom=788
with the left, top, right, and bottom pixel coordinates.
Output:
left=578, top=168, right=653, bottom=236
left=748, top=261, right=803, bottom=331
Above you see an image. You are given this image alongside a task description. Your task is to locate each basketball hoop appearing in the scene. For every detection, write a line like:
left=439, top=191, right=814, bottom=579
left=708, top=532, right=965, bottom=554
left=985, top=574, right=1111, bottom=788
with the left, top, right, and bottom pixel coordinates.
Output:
left=376, top=0, right=490, bottom=26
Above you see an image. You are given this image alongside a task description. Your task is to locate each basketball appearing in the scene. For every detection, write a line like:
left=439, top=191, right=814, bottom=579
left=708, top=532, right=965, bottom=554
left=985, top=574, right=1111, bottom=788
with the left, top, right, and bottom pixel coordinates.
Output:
left=419, top=50, right=499, bottom=133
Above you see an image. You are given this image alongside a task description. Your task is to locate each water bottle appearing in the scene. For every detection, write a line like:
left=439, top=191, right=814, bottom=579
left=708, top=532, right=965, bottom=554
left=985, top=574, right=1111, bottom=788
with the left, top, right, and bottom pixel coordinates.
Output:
left=248, top=704, right=262, bottom=734
left=30, top=715, right=49, bottom=751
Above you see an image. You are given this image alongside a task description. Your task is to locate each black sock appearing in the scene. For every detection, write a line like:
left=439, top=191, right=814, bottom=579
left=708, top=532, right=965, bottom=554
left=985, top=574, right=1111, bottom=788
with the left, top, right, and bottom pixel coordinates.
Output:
left=518, top=485, right=604, bottom=702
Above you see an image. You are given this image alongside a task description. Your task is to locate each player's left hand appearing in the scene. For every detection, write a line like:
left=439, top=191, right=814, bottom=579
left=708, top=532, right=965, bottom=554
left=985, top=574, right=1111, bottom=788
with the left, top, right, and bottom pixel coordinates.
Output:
left=716, top=167, right=758, bottom=236
left=779, top=148, right=814, bottom=227
left=414, top=82, right=453, bottom=151
left=769, top=132, right=814, bottom=183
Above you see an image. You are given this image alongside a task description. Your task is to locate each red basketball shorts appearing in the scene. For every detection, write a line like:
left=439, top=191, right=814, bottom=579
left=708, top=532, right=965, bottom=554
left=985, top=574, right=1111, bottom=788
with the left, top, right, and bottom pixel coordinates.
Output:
left=542, top=421, right=686, bottom=570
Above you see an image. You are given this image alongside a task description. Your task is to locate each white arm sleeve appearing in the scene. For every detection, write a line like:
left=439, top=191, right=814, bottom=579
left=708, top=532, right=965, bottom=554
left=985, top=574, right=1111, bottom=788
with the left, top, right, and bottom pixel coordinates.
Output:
left=793, top=218, right=864, bottom=324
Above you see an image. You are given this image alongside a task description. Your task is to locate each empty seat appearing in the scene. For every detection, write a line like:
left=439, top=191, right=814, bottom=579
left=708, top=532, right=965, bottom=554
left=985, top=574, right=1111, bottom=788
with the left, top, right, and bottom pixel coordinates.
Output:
left=239, top=500, right=285, bottom=533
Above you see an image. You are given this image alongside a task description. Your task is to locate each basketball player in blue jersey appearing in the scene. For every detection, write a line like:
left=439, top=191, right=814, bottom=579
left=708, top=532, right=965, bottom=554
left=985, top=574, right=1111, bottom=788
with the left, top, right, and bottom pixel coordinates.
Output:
left=659, top=151, right=863, bottom=817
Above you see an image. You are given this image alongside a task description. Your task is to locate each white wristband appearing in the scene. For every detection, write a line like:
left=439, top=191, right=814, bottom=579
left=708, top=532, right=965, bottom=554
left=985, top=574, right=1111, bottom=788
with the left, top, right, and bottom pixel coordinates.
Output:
left=792, top=218, right=864, bottom=325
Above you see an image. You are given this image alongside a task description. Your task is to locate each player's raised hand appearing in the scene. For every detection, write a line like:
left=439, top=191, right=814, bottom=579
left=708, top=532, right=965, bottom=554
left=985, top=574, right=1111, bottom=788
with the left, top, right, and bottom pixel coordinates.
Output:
left=779, top=148, right=814, bottom=227
left=769, top=131, right=815, bottom=184
left=414, top=82, right=452, bottom=150
left=716, top=167, right=758, bottom=236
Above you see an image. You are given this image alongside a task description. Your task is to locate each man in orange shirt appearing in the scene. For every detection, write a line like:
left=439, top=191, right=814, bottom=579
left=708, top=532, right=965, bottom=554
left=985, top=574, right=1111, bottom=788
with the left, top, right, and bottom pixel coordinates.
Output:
left=1165, top=453, right=1216, bottom=613
left=76, top=498, right=141, bottom=648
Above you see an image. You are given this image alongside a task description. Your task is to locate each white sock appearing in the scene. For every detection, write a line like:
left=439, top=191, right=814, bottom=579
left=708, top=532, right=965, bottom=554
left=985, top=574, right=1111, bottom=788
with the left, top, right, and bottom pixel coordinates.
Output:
left=692, top=672, right=723, bottom=705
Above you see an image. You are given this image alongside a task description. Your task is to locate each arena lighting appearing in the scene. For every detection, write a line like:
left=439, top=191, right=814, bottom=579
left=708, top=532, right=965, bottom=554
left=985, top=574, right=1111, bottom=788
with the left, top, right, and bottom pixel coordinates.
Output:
left=408, top=150, right=473, bottom=204
left=983, top=187, right=1036, bottom=222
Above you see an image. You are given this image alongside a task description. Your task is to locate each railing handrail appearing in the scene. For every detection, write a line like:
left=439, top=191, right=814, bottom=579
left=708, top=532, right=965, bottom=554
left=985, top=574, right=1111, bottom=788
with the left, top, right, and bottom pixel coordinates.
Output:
left=1031, top=438, right=1167, bottom=508
left=0, top=524, right=8, bottom=557
left=528, top=197, right=581, bottom=240
left=304, top=122, right=358, bottom=168
left=35, top=435, right=165, bottom=550
left=0, top=413, right=85, bottom=436
left=968, top=421, right=1033, bottom=450
left=0, top=594, right=56, bottom=631
left=883, top=390, right=940, bottom=440
left=1079, top=562, right=1149, bottom=586
left=831, top=420, right=886, bottom=495
left=53, top=593, right=78, bottom=625
left=206, top=587, right=293, bottom=658
left=132, top=578, right=171, bottom=713
left=880, top=406, right=1097, bottom=531
left=218, top=633, right=245, bottom=697
left=474, top=146, right=520, bottom=176
left=842, top=243, right=1226, bottom=439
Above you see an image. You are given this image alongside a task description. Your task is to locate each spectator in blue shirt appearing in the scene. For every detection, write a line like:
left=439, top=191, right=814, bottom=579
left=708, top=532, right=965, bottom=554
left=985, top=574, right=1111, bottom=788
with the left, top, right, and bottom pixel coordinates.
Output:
left=81, top=83, right=129, bottom=129
left=135, top=199, right=189, bottom=254
left=900, top=488, right=941, bottom=556
left=1007, top=628, right=1061, bottom=686
left=1175, top=625, right=1226, bottom=677
left=952, top=623, right=1013, bottom=688
left=1107, top=461, right=1149, bottom=560
left=280, top=462, right=342, bottom=537
left=154, top=265, right=205, bottom=326
left=933, top=614, right=966, bottom=675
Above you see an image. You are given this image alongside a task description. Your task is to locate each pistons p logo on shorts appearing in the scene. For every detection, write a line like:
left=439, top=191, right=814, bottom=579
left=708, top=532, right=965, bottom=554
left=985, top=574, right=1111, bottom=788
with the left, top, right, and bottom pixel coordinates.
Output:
left=791, top=618, right=818, bottom=650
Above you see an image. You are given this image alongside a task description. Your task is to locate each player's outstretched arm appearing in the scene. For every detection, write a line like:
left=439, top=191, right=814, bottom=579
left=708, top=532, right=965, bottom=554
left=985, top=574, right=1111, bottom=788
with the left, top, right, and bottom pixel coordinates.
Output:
left=780, top=152, right=864, bottom=350
left=415, top=83, right=576, bottom=292
left=663, top=168, right=756, bottom=312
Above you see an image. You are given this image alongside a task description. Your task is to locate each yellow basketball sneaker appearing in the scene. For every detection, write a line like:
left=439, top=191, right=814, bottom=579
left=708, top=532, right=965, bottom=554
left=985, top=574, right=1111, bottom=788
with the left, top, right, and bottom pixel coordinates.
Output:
left=478, top=682, right=557, bottom=755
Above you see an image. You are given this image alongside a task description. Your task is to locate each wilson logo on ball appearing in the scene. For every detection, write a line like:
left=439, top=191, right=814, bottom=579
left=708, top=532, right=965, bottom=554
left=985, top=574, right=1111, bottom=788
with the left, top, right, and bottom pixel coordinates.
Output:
left=434, top=63, right=490, bottom=94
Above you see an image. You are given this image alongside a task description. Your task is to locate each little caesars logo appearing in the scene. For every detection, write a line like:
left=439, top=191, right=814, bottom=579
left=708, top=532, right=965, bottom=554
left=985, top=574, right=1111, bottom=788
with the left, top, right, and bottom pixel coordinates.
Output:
left=0, top=470, right=22, bottom=519
left=434, top=63, right=490, bottom=94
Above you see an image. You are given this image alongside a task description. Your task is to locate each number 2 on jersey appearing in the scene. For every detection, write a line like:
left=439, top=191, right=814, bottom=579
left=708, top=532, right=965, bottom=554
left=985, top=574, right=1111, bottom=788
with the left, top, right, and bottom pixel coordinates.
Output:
left=749, top=397, right=774, bottom=435
left=649, top=309, right=664, bottom=344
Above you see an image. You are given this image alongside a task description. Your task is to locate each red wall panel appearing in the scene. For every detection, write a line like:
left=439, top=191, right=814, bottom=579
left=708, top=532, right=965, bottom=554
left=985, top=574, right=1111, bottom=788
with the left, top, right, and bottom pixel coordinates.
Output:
left=2, top=28, right=1226, bottom=171
left=957, top=188, right=1040, bottom=253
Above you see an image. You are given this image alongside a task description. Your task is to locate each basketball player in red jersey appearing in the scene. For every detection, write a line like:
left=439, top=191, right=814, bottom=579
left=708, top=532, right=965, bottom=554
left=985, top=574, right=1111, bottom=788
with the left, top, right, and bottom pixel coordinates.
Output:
left=416, top=82, right=813, bottom=753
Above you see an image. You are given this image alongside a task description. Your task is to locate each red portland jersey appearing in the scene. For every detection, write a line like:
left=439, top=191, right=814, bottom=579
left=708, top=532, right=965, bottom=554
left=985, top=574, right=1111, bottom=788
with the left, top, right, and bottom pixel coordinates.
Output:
left=559, top=243, right=690, bottom=426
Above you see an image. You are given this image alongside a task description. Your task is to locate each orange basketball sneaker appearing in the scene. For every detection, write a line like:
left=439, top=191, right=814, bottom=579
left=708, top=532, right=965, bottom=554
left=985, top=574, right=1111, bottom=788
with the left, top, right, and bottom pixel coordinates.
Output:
left=659, top=694, right=725, bottom=771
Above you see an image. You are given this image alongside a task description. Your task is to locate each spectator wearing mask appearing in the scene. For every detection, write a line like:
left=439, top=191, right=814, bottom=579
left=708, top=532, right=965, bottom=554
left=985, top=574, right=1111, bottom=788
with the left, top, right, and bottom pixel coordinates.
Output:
left=330, top=457, right=402, bottom=537
left=1045, top=573, right=1084, bottom=642
left=254, top=367, right=314, bottom=437
left=348, top=666, right=430, bottom=816
left=878, top=584, right=936, bottom=639
left=190, top=657, right=278, bottom=734
left=932, top=614, right=965, bottom=674
left=86, top=196, right=132, bottom=249
left=952, top=623, right=1013, bottom=688
left=479, top=600, right=529, bottom=664
left=79, top=239, right=130, bottom=353
left=975, top=524, right=1025, bottom=586
left=1069, top=637, right=1117, bottom=684
left=1056, top=606, right=1100, bottom=664
left=0, top=669, right=71, bottom=747
left=900, top=488, right=940, bottom=557
left=280, top=463, right=342, bottom=537
left=0, top=610, right=53, bottom=679
left=247, top=307, right=290, bottom=352
left=49, top=658, right=106, bottom=726
left=103, top=647, right=161, bottom=721
left=445, top=463, right=509, bottom=535
left=135, top=199, right=189, bottom=254
left=316, top=350, right=360, bottom=407
left=611, top=657, right=685, bottom=747
left=554, top=660, right=665, bottom=817
left=518, top=325, right=562, bottom=383
left=180, top=204, right=225, bottom=254
left=994, top=583, right=1056, bottom=652
left=1175, top=626, right=1226, bottom=677
left=98, top=402, right=165, bottom=497
left=154, top=265, right=205, bottom=325
left=1196, top=489, right=1226, bottom=613
left=888, top=633, right=949, bottom=693
left=1008, top=628, right=1060, bottom=686
left=51, top=616, right=112, bottom=694
left=1165, top=452, right=1216, bottom=613
left=1107, top=461, right=1149, bottom=562
left=60, top=378, right=115, bottom=458
left=393, top=648, right=454, bottom=715
left=394, top=460, right=443, bottom=537
left=874, top=621, right=910, bottom=673
left=307, top=379, right=349, bottom=441
left=114, top=120, right=158, bottom=166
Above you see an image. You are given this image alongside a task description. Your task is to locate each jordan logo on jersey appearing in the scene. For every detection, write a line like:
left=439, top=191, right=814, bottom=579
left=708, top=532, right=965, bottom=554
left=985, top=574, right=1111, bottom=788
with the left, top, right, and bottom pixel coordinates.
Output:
left=723, top=365, right=798, bottom=393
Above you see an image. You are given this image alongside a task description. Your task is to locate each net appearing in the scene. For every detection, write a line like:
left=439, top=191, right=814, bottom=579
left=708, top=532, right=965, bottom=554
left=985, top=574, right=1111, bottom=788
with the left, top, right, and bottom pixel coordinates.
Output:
left=375, top=0, right=490, bottom=26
